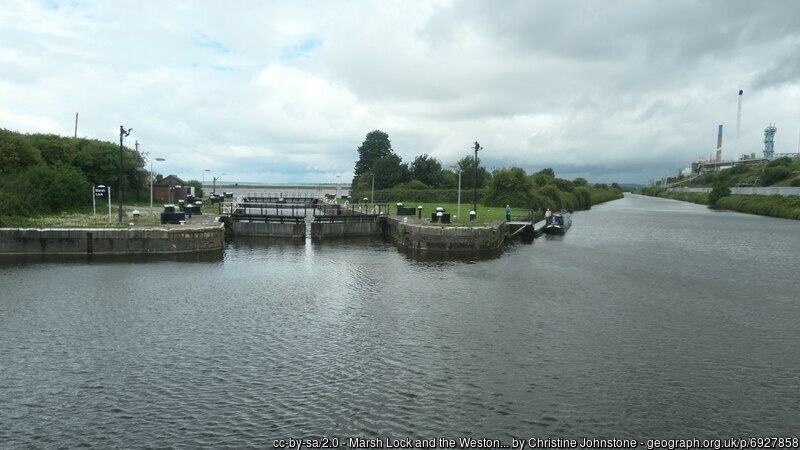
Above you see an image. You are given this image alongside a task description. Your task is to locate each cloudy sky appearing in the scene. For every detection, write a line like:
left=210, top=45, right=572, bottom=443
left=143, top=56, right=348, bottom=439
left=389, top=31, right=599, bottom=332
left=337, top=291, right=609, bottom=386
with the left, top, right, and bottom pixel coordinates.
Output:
left=2, top=0, right=799, bottom=184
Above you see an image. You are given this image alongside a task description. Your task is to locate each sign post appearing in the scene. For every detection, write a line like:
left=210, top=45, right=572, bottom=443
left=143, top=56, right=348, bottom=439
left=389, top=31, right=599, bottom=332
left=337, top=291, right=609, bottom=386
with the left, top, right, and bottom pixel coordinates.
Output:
left=94, top=185, right=110, bottom=223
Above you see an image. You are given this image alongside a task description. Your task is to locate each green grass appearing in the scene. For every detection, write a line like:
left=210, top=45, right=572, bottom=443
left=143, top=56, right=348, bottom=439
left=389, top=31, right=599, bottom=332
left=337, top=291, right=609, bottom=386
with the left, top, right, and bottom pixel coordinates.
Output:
left=716, top=195, right=800, bottom=220
left=0, top=205, right=187, bottom=228
left=659, top=191, right=709, bottom=205
left=390, top=202, right=535, bottom=225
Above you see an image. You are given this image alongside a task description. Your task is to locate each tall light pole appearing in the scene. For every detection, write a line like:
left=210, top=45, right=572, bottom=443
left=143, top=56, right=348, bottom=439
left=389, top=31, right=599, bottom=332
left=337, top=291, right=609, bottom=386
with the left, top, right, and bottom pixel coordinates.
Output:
left=371, top=173, right=375, bottom=205
left=118, top=125, right=132, bottom=223
left=472, top=141, right=482, bottom=219
left=451, top=164, right=462, bottom=219
left=336, top=175, right=341, bottom=199
left=150, top=157, right=165, bottom=209
left=202, top=169, right=210, bottom=197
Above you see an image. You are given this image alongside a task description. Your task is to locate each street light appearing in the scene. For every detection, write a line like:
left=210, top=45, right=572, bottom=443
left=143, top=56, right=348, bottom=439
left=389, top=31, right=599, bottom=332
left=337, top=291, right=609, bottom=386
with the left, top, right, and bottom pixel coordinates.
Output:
left=150, top=157, right=165, bottom=209
left=450, top=164, right=462, bottom=219
left=472, top=141, right=482, bottom=220
left=202, top=169, right=210, bottom=197
left=118, top=125, right=132, bottom=223
left=336, top=175, right=341, bottom=199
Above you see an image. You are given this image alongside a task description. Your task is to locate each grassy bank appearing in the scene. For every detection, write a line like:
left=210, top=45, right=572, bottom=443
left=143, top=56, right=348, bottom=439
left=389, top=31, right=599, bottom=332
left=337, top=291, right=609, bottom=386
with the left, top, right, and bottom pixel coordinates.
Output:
left=658, top=191, right=710, bottom=205
left=589, top=189, right=625, bottom=205
left=716, top=195, right=800, bottom=220
left=1, top=206, right=171, bottom=228
left=638, top=189, right=800, bottom=220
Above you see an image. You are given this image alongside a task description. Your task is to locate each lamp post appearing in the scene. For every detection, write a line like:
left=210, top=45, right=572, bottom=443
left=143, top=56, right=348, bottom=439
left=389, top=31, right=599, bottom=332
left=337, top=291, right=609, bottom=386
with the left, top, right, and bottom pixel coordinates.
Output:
left=202, top=169, right=210, bottom=197
left=336, top=175, right=341, bottom=199
left=450, top=164, right=462, bottom=219
left=371, top=173, right=375, bottom=205
left=472, top=141, right=482, bottom=220
left=118, top=125, right=132, bottom=223
left=150, top=157, right=165, bottom=209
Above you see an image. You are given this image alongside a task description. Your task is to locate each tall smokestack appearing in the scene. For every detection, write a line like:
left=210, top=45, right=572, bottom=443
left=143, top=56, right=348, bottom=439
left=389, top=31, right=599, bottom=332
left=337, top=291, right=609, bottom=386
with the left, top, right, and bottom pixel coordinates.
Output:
left=735, top=90, right=743, bottom=156
left=716, top=124, right=723, bottom=162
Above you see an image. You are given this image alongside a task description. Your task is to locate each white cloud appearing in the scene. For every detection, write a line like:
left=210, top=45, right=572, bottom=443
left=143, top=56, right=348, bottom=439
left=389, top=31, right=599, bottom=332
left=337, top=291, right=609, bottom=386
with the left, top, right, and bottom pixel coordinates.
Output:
left=1, top=0, right=799, bottom=184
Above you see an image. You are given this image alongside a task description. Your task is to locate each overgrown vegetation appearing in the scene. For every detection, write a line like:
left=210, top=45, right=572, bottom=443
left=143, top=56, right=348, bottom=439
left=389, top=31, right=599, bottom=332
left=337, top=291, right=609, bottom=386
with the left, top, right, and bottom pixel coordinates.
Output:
left=716, top=195, right=800, bottom=220
left=0, top=129, right=148, bottom=222
left=353, top=165, right=622, bottom=215
left=637, top=183, right=800, bottom=220
left=661, top=156, right=800, bottom=189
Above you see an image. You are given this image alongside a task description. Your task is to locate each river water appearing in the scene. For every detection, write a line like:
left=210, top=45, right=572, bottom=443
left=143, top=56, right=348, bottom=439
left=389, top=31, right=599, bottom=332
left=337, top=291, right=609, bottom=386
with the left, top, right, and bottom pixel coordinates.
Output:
left=1, top=194, right=798, bottom=447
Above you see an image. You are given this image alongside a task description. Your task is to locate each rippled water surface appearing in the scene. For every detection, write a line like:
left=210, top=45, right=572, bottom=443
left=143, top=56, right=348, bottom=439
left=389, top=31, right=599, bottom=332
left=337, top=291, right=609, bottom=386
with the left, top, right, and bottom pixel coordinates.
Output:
left=1, top=194, right=799, bottom=447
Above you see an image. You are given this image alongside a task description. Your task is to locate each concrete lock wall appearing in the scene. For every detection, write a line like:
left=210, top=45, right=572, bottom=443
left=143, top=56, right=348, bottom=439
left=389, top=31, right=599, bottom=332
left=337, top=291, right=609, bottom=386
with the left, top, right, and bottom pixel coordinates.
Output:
left=231, top=221, right=305, bottom=238
left=0, top=225, right=225, bottom=255
left=386, top=217, right=505, bottom=251
left=310, top=221, right=379, bottom=239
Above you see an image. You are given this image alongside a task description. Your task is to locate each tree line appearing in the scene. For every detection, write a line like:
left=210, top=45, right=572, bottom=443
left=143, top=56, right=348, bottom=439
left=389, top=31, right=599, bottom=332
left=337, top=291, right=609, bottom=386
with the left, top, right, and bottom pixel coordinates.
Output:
left=0, top=129, right=150, bottom=217
left=350, top=130, right=623, bottom=211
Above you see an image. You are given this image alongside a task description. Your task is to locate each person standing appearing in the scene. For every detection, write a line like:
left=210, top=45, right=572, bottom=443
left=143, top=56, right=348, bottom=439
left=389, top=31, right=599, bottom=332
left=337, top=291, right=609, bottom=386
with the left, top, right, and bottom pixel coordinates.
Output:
left=545, top=208, right=552, bottom=224
left=505, top=205, right=511, bottom=222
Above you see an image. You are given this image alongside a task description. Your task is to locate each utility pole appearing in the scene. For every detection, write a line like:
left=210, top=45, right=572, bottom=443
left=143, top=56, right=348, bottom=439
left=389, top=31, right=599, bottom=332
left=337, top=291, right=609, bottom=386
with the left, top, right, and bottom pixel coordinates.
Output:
left=74, top=112, right=78, bottom=138
left=118, top=125, right=132, bottom=223
left=134, top=140, right=140, bottom=203
left=473, top=141, right=482, bottom=219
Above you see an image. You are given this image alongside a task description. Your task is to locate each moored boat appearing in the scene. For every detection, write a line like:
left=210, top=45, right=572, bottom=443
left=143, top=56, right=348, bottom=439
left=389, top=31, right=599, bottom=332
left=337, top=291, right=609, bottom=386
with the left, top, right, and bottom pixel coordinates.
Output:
left=544, top=211, right=572, bottom=234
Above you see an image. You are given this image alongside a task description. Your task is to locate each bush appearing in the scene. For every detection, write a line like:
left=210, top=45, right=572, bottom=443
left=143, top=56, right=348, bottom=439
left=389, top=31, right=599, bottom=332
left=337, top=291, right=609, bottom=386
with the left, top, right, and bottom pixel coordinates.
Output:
left=574, top=187, right=592, bottom=208
left=760, top=166, right=792, bottom=186
left=538, top=185, right=562, bottom=210
left=528, top=191, right=556, bottom=211
left=484, top=167, right=533, bottom=207
left=558, top=191, right=580, bottom=211
left=767, top=157, right=793, bottom=168
left=0, top=164, right=90, bottom=215
left=708, top=185, right=732, bottom=207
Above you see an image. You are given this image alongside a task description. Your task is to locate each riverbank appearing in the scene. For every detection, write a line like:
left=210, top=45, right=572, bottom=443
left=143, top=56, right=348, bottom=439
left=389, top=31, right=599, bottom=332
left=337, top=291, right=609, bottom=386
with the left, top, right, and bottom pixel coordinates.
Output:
left=639, top=190, right=800, bottom=220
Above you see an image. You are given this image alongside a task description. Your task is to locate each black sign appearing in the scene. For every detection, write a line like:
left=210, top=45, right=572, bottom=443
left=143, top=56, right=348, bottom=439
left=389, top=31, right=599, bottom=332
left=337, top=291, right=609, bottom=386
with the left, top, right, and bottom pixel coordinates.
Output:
left=94, top=185, right=108, bottom=199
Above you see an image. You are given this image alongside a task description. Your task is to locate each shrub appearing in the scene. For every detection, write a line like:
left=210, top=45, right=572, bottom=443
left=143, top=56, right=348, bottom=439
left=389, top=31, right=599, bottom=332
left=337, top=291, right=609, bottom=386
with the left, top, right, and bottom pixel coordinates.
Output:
left=760, top=166, right=792, bottom=186
left=708, top=185, right=732, bottom=207
left=0, top=164, right=90, bottom=215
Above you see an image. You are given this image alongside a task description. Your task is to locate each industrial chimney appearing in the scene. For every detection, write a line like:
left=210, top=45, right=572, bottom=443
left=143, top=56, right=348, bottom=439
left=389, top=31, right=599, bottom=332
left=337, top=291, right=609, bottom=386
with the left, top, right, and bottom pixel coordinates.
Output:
left=735, top=90, right=743, bottom=157
left=716, top=125, right=723, bottom=162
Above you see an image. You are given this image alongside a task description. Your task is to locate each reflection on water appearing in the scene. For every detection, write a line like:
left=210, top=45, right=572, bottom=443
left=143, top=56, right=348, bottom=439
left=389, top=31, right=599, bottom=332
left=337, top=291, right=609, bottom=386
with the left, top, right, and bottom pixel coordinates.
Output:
left=0, top=249, right=224, bottom=268
left=1, top=194, right=799, bottom=446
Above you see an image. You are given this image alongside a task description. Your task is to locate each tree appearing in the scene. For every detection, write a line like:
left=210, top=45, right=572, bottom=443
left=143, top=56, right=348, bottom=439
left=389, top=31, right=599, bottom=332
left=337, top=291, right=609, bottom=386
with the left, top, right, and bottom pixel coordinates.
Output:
left=0, top=129, right=42, bottom=174
left=187, top=180, right=204, bottom=198
left=27, top=133, right=78, bottom=166
left=573, top=177, right=588, bottom=187
left=372, top=154, right=410, bottom=189
left=531, top=168, right=555, bottom=187
left=456, top=155, right=489, bottom=189
left=484, top=167, right=533, bottom=207
left=552, top=178, right=575, bottom=192
left=353, top=130, right=393, bottom=184
left=538, top=168, right=555, bottom=177
left=410, top=154, right=443, bottom=187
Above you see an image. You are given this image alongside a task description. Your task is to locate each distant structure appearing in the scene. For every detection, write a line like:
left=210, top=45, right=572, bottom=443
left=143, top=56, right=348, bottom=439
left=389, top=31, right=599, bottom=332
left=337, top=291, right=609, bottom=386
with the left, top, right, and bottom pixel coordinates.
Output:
left=682, top=92, right=800, bottom=177
left=735, top=90, right=743, bottom=155
left=763, top=124, right=776, bottom=159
